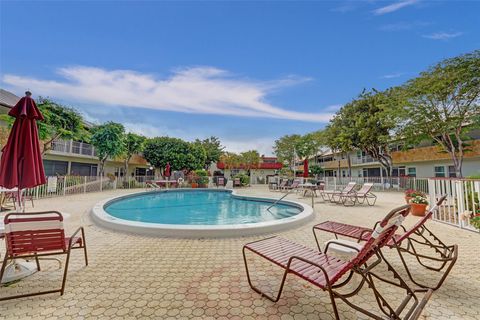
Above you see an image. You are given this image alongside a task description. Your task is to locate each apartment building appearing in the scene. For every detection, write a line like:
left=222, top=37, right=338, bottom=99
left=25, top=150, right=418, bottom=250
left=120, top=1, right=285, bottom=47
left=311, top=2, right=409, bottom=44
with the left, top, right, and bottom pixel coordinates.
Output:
left=309, top=134, right=480, bottom=179
left=0, top=89, right=151, bottom=177
left=214, top=156, right=283, bottom=183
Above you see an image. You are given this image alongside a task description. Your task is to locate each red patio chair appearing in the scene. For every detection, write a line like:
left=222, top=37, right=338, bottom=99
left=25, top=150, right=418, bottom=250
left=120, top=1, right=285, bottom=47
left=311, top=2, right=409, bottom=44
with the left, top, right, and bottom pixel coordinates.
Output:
left=233, top=178, right=241, bottom=188
left=313, top=195, right=457, bottom=291
left=0, top=211, right=88, bottom=301
left=320, top=181, right=357, bottom=203
left=217, top=177, right=225, bottom=188
left=243, top=204, right=433, bottom=320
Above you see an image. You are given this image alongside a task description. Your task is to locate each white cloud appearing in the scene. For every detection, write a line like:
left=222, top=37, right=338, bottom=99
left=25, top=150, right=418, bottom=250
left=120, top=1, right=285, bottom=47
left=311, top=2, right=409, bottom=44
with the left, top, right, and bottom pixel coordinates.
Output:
left=221, top=137, right=276, bottom=156
left=381, top=72, right=405, bottom=79
left=373, top=0, right=418, bottom=15
left=379, top=21, right=430, bottom=31
left=422, top=32, right=463, bottom=40
left=3, top=66, right=333, bottom=123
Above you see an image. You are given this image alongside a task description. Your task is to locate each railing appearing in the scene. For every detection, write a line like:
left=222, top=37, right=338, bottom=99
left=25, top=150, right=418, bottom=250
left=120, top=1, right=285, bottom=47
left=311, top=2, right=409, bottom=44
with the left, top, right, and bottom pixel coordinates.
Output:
left=428, top=178, right=480, bottom=232
left=350, top=156, right=378, bottom=165
left=49, top=139, right=97, bottom=157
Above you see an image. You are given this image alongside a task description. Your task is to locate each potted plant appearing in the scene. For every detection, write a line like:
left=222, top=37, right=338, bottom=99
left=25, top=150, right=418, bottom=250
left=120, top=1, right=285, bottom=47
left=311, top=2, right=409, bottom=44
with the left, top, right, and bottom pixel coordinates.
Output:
left=195, top=169, right=209, bottom=188
left=187, top=171, right=199, bottom=188
left=470, top=211, right=480, bottom=231
left=410, top=195, right=429, bottom=216
left=404, top=189, right=426, bottom=204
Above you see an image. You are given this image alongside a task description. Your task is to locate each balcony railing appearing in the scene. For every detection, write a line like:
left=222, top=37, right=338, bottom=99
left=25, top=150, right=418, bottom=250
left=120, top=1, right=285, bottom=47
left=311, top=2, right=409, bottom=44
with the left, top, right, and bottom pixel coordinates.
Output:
left=351, top=156, right=378, bottom=165
left=50, top=139, right=97, bottom=157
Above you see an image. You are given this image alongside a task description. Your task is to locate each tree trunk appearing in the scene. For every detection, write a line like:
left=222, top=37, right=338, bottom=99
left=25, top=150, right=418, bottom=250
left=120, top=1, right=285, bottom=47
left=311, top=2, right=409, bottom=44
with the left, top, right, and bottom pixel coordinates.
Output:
left=346, top=153, right=352, bottom=178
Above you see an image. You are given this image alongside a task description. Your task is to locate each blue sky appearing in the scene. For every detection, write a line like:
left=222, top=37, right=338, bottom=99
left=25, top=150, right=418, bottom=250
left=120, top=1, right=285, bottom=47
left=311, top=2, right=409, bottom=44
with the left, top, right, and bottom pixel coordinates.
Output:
left=1, top=1, right=479, bottom=155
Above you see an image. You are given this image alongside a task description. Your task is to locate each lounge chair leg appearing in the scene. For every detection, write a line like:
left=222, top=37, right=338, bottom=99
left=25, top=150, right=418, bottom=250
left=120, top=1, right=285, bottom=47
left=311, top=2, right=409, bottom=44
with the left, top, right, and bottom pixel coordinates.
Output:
left=81, top=228, right=89, bottom=266
left=35, top=254, right=41, bottom=271
left=243, top=248, right=288, bottom=302
left=60, top=250, right=72, bottom=295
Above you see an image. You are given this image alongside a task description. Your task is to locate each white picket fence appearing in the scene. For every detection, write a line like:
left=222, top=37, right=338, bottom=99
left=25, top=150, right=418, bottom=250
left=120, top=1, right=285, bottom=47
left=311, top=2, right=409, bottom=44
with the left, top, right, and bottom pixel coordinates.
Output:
left=24, top=175, right=157, bottom=199
left=428, top=178, right=480, bottom=232
left=268, top=176, right=429, bottom=193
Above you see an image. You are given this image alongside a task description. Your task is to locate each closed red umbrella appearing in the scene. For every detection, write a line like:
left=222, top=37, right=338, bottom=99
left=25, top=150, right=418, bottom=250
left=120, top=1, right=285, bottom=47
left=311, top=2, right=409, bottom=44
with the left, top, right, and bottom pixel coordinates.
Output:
left=164, top=162, right=171, bottom=179
left=303, top=159, right=309, bottom=178
left=0, top=92, right=46, bottom=208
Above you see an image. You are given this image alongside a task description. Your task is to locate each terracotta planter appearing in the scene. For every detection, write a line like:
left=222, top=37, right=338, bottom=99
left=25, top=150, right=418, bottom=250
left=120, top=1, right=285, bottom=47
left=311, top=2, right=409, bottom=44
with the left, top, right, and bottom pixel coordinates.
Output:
left=411, top=203, right=427, bottom=216
left=405, top=196, right=412, bottom=204
left=191, top=183, right=198, bottom=188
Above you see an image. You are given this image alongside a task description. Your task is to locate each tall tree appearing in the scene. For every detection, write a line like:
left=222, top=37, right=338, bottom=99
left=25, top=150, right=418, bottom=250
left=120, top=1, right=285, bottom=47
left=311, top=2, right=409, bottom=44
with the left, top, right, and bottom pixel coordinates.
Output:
left=1, top=97, right=88, bottom=155
left=331, top=89, right=396, bottom=176
left=90, top=122, right=126, bottom=176
left=240, top=150, right=261, bottom=175
left=194, top=136, right=224, bottom=169
left=273, top=134, right=302, bottom=170
left=396, top=50, right=480, bottom=177
left=220, top=152, right=242, bottom=170
left=323, top=116, right=354, bottom=177
left=143, top=137, right=206, bottom=172
left=123, top=132, right=146, bottom=177
left=274, top=132, right=323, bottom=175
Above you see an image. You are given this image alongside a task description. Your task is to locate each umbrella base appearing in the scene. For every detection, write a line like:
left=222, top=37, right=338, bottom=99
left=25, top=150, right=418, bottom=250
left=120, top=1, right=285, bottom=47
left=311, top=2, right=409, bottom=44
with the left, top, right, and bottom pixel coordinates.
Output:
left=1, top=260, right=38, bottom=284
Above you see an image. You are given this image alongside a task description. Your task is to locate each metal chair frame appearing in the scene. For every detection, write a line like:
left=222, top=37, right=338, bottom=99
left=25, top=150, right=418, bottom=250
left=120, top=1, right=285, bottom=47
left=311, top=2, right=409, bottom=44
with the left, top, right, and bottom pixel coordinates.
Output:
left=313, top=195, right=457, bottom=291
left=243, top=205, right=432, bottom=320
left=0, top=211, right=88, bottom=301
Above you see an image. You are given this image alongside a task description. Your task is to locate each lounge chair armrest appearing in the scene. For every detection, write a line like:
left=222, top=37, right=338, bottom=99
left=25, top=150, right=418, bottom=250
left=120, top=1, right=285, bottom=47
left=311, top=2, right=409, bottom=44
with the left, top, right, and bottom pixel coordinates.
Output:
left=69, top=226, right=85, bottom=248
left=324, top=240, right=362, bottom=254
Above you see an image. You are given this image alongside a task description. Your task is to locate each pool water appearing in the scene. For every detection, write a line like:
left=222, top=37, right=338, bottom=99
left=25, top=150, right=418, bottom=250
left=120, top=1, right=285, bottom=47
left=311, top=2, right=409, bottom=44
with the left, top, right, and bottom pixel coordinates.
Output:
left=104, top=190, right=302, bottom=225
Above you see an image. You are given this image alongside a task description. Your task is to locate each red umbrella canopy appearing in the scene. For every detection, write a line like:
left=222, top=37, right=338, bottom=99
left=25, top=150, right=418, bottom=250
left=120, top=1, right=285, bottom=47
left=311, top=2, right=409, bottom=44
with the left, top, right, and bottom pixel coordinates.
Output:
left=164, top=162, right=171, bottom=177
left=303, top=159, right=309, bottom=178
left=0, top=92, right=46, bottom=189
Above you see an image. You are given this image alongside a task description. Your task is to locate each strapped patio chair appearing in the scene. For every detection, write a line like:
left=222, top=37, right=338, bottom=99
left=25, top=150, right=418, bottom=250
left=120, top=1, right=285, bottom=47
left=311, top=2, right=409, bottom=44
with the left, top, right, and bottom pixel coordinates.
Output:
left=282, top=180, right=300, bottom=192
left=320, top=181, right=357, bottom=203
left=0, top=211, right=88, bottom=301
left=243, top=205, right=433, bottom=320
left=313, top=195, right=457, bottom=291
left=339, top=183, right=377, bottom=206
left=233, top=178, right=241, bottom=188
left=275, top=179, right=288, bottom=191
left=217, top=177, right=225, bottom=188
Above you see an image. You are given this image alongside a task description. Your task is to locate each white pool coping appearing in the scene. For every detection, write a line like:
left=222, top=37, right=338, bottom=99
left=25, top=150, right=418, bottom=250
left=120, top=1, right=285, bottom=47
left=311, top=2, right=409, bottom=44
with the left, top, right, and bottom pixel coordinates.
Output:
left=91, top=188, right=314, bottom=238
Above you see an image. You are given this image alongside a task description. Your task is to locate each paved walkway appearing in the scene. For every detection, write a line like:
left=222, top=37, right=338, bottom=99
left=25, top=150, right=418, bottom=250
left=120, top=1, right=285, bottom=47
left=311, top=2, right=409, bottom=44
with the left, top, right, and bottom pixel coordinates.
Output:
left=0, top=186, right=478, bottom=319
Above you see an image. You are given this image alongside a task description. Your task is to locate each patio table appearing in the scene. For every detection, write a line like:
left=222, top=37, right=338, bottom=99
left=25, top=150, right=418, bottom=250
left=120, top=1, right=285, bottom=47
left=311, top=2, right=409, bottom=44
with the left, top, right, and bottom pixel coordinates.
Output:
left=299, top=183, right=317, bottom=197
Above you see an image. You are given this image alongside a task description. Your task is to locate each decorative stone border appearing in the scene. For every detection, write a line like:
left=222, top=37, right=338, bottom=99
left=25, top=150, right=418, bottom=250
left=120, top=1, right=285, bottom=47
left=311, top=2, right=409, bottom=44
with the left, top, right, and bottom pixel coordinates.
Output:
left=91, top=188, right=314, bottom=238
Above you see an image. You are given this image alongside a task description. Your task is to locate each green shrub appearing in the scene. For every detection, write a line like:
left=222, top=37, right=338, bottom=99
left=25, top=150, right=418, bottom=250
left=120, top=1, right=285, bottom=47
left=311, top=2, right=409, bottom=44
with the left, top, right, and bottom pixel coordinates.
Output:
left=194, top=169, right=209, bottom=185
left=234, top=174, right=250, bottom=186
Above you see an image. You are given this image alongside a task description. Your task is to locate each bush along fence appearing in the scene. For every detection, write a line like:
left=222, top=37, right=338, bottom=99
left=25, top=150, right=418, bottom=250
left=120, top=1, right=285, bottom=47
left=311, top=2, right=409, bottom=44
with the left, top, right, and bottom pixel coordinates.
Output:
left=428, top=178, right=480, bottom=233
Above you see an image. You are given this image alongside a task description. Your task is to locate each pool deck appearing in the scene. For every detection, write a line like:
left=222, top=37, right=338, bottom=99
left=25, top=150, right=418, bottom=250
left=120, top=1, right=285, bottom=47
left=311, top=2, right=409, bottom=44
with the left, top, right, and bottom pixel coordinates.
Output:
left=1, top=186, right=479, bottom=319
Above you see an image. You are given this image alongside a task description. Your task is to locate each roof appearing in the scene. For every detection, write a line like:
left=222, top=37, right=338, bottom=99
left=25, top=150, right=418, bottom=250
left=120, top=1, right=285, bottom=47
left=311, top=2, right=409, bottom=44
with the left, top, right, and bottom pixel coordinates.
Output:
left=216, top=162, right=283, bottom=170
left=0, top=89, right=21, bottom=108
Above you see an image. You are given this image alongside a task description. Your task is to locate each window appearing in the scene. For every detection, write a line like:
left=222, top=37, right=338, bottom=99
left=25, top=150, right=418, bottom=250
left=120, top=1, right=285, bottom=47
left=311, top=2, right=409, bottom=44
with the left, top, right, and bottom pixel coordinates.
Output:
left=407, top=167, right=416, bottom=177
left=231, top=169, right=240, bottom=176
left=71, top=162, right=98, bottom=176
left=43, top=160, right=68, bottom=176
left=448, top=166, right=457, bottom=178
left=434, top=166, right=445, bottom=177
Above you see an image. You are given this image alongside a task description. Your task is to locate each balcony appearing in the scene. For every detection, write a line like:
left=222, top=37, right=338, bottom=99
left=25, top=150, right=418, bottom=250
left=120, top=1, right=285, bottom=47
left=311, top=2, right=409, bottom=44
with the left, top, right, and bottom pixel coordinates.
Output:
left=351, top=156, right=379, bottom=166
left=49, top=139, right=98, bottom=158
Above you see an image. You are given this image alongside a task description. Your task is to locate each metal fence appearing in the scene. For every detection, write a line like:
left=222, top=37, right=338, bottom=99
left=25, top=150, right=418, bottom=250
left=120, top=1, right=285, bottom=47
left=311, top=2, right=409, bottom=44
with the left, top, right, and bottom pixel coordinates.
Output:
left=427, top=178, right=480, bottom=232
left=268, top=176, right=429, bottom=193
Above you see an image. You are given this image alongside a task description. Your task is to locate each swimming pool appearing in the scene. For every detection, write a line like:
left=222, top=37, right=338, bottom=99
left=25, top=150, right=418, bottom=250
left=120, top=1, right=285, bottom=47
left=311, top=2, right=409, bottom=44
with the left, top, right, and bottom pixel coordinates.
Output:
left=92, top=189, right=313, bottom=238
